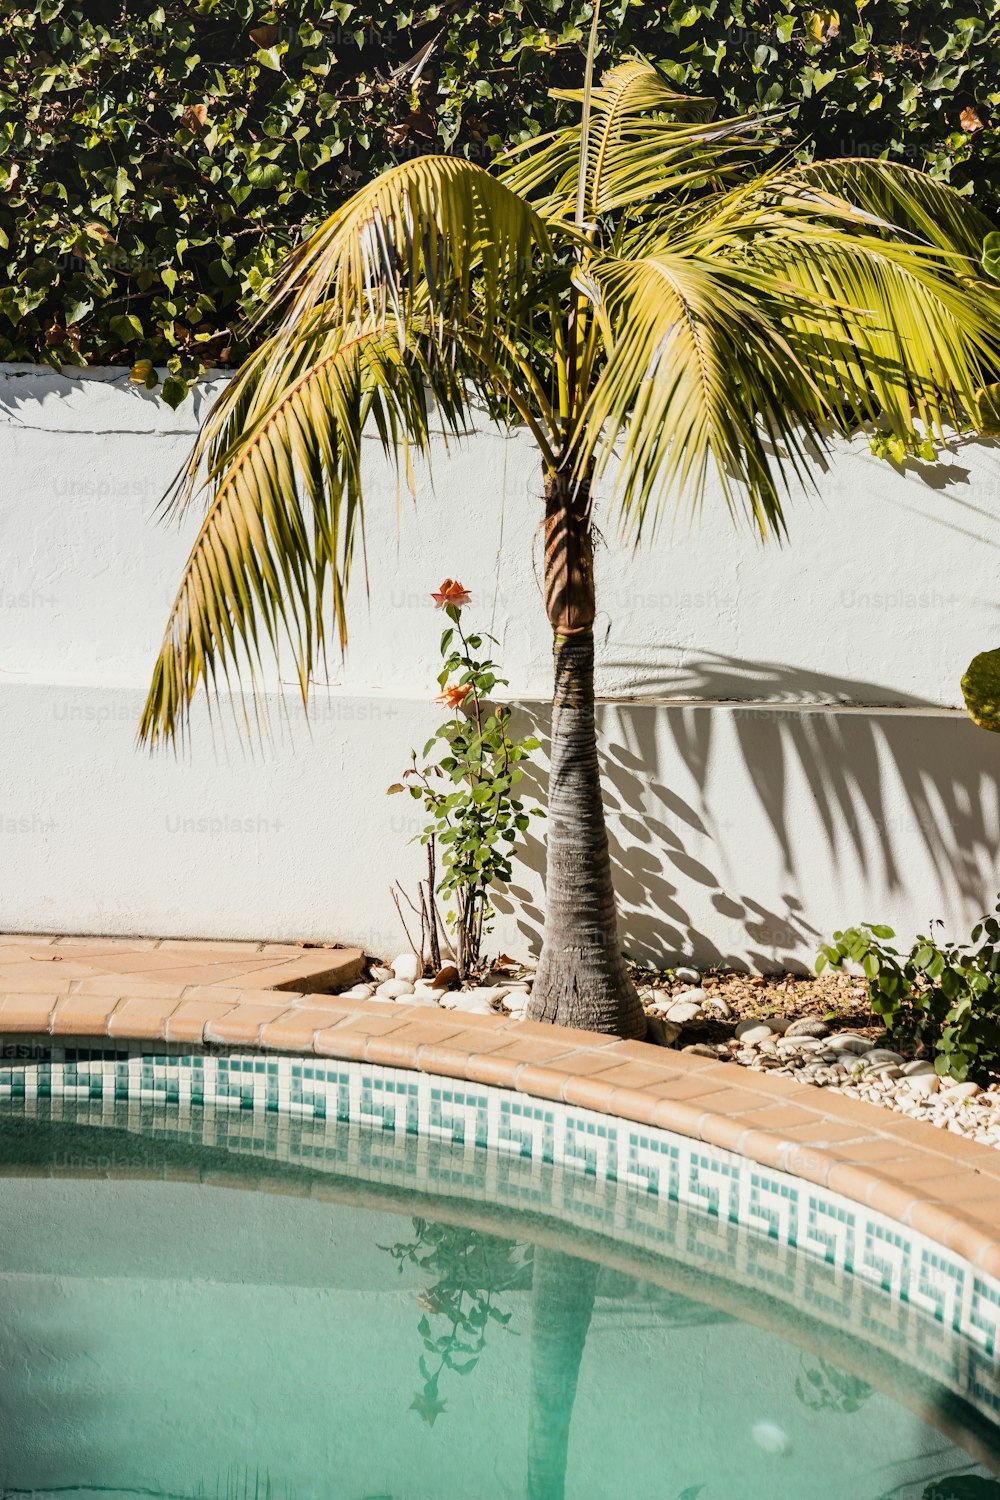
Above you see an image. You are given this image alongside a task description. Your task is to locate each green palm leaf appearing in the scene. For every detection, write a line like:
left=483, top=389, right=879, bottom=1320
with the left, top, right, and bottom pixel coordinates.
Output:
left=257, top=154, right=553, bottom=348
left=140, top=322, right=466, bottom=747
left=572, top=250, right=830, bottom=540
left=500, top=61, right=775, bottom=221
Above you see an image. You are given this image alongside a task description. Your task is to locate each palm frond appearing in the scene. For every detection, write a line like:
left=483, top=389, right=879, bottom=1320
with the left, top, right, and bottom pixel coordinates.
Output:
left=769, top=158, right=997, bottom=259
left=139, top=321, right=470, bottom=747
left=254, top=154, right=552, bottom=350
left=499, top=61, right=780, bottom=221
left=572, top=251, right=832, bottom=541
left=677, top=174, right=1000, bottom=441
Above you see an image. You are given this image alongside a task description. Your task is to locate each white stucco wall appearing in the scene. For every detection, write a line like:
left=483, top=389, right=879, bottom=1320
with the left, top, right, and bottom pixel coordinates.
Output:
left=2, top=363, right=1000, bottom=969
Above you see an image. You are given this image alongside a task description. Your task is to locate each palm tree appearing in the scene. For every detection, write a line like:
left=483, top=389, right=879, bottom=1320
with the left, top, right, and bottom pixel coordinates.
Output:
left=139, top=34, right=1000, bottom=1040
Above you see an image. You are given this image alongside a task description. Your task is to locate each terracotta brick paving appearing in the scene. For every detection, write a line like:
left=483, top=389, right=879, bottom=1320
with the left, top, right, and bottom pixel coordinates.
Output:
left=1, top=934, right=1000, bottom=1277
left=0, top=935, right=363, bottom=995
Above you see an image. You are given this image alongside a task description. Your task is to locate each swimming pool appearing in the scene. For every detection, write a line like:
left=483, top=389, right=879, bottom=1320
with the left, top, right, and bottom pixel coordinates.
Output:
left=0, top=1047, right=997, bottom=1500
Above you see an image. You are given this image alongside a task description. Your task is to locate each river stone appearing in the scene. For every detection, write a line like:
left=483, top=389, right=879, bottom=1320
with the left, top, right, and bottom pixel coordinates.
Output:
left=740, top=1020, right=779, bottom=1044
left=946, top=1080, right=982, bottom=1098
left=683, top=1043, right=718, bottom=1058
left=826, top=1033, right=873, bottom=1056
left=368, top=965, right=392, bottom=984
left=902, top=1059, right=936, bottom=1077
left=674, top=966, right=700, bottom=984
left=391, top=952, right=422, bottom=984
left=445, top=992, right=495, bottom=1015
left=666, top=999, right=705, bottom=1025
left=904, top=1073, right=940, bottom=1097
left=704, top=995, right=732, bottom=1018
left=864, top=1048, right=905, bottom=1066
left=375, top=978, right=415, bottom=999
left=412, top=981, right=445, bottom=1000
left=672, top=987, right=708, bottom=1006
left=338, top=983, right=375, bottom=1000
left=784, top=1017, right=830, bottom=1040
left=734, top=1019, right=779, bottom=1044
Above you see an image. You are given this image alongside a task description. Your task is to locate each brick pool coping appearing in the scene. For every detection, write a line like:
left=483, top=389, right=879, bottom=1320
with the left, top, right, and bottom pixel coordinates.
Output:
left=2, top=934, right=1000, bottom=1280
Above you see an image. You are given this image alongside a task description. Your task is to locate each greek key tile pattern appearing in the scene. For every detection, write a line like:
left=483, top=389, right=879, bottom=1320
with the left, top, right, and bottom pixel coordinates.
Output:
left=0, top=1043, right=997, bottom=1426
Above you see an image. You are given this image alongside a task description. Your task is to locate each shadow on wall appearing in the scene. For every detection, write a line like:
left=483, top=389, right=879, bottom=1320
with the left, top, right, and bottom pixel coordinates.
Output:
left=496, top=652, right=1000, bottom=973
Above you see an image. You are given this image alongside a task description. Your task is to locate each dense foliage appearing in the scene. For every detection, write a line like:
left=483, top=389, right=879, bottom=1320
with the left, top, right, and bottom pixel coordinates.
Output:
left=2, top=0, right=998, bottom=402
left=817, top=902, right=1000, bottom=1081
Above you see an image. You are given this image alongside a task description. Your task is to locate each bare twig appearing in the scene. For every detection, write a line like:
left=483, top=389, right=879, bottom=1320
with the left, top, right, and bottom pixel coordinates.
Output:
left=390, top=881, right=423, bottom=961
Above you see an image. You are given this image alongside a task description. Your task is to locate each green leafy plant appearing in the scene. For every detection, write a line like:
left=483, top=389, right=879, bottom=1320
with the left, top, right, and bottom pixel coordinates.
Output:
left=4, top=0, right=1000, bottom=399
left=962, top=647, right=1000, bottom=730
left=389, top=580, right=543, bottom=978
left=817, top=901, right=1000, bottom=1080
left=382, top=1218, right=531, bottom=1427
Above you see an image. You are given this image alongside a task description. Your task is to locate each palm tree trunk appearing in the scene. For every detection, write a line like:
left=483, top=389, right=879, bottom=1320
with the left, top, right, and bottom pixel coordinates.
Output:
left=526, top=470, right=646, bottom=1038
left=525, top=1248, right=599, bottom=1500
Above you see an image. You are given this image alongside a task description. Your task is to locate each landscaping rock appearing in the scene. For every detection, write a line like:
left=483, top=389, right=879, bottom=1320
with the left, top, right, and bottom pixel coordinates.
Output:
left=826, top=1033, right=873, bottom=1056
left=338, top=983, right=375, bottom=1000
left=368, top=965, right=392, bottom=984
left=784, top=1017, right=829, bottom=1039
left=674, top=966, right=700, bottom=984
left=683, top=1043, right=718, bottom=1058
left=673, top=986, right=708, bottom=1006
left=703, top=995, right=732, bottom=1018
left=447, top=992, right=495, bottom=1015
left=946, top=1081, right=982, bottom=1099
left=903, top=1074, right=940, bottom=1097
left=391, top=952, right=422, bottom=984
left=666, top=999, right=705, bottom=1026
left=901, top=1059, right=936, bottom=1077
left=864, top=1048, right=905, bottom=1067
left=734, top=1020, right=778, bottom=1045
left=375, top=979, right=415, bottom=999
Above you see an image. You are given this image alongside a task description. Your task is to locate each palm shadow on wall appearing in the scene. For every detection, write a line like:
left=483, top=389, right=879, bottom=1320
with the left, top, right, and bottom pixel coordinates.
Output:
left=496, top=650, right=1000, bottom=972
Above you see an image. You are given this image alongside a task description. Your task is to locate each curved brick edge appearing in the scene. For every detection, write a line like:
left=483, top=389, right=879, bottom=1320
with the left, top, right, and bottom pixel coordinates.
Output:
left=2, top=992, right=1000, bottom=1278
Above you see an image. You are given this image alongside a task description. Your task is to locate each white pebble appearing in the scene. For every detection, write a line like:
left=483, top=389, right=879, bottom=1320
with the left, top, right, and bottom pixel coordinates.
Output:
left=826, top=1034, right=873, bottom=1056
left=674, top=966, right=700, bottom=984
left=735, top=1022, right=777, bottom=1046
left=903, top=1074, right=940, bottom=1097
left=391, top=952, right=422, bottom=984
left=666, top=1000, right=705, bottom=1025
left=375, top=979, right=415, bottom=999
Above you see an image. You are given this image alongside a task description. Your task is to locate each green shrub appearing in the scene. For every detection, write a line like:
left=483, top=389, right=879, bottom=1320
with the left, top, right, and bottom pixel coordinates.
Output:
left=388, top=579, right=542, bottom=977
left=817, top=902, right=1000, bottom=1081
left=2, top=0, right=998, bottom=402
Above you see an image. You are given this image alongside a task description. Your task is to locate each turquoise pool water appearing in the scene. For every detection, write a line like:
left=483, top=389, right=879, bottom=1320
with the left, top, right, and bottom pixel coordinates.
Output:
left=0, top=1103, right=996, bottom=1500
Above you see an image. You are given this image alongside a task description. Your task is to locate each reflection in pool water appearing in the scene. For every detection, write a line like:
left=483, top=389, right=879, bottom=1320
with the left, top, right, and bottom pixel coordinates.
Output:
left=0, top=1106, right=995, bottom=1500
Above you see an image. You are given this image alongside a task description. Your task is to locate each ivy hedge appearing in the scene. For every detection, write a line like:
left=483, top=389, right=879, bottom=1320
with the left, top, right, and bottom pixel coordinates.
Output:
left=1, top=0, right=998, bottom=404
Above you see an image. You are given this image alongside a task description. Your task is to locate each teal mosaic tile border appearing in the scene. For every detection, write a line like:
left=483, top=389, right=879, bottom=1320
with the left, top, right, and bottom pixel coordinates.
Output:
left=0, top=1042, right=997, bottom=1427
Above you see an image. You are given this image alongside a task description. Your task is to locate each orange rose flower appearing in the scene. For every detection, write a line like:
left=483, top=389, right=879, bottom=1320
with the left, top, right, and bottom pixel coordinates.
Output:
left=431, top=579, right=471, bottom=610
left=436, top=683, right=472, bottom=710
